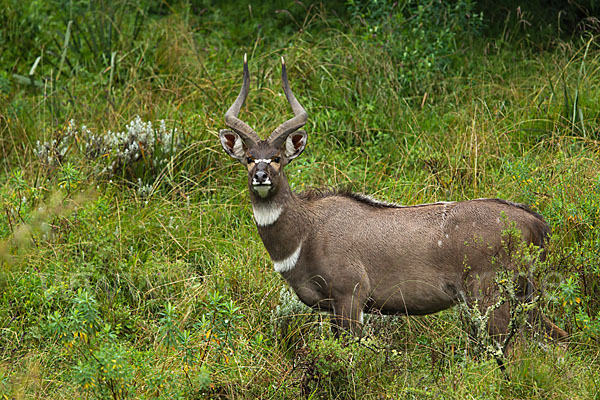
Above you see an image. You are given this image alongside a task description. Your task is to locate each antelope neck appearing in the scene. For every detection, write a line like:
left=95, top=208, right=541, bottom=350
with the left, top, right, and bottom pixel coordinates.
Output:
left=250, top=186, right=306, bottom=269
left=250, top=185, right=295, bottom=228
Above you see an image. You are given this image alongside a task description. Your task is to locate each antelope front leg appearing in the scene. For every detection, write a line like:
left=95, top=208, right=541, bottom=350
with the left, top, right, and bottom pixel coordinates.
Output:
left=329, top=267, right=370, bottom=337
left=331, top=296, right=365, bottom=337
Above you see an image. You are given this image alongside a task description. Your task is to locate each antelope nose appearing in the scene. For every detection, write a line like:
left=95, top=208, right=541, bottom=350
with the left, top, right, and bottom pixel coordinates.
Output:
left=254, top=170, right=268, bottom=184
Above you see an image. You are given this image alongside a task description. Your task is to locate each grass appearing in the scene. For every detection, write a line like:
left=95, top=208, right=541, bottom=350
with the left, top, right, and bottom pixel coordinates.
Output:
left=1, top=1, right=600, bottom=398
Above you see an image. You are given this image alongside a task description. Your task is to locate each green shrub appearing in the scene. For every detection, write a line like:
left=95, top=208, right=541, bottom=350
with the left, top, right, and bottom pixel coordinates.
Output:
left=347, top=0, right=483, bottom=91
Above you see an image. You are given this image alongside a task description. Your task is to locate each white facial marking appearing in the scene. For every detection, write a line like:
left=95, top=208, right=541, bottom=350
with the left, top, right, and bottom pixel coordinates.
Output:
left=252, top=178, right=272, bottom=186
left=253, top=204, right=283, bottom=226
left=438, top=240, right=443, bottom=247
left=254, top=158, right=272, bottom=164
left=273, top=242, right=302, bottom=273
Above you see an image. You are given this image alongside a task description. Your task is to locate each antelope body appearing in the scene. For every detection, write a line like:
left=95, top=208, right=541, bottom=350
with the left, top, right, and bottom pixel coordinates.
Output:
left=219, top=55, right=566, bottom=340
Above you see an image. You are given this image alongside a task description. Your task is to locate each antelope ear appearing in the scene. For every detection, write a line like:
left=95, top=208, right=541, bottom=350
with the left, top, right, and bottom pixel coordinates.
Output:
left=219, top=129, right=246, bottom=162
left=284, top=130, right=307, bottom=161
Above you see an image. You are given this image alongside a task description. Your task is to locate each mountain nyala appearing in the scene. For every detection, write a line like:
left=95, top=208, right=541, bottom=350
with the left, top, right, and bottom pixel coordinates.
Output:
left=218, top=54, right=567, bottom=344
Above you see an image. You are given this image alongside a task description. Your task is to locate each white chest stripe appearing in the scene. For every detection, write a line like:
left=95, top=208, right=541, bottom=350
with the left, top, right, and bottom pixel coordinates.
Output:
left=273, top=242, right=302, bottom=273
left=253, top=204, right=283, bottom=226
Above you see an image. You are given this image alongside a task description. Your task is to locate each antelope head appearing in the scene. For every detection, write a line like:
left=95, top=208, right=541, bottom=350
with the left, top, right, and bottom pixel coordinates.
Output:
left=219, top=54, right=308, bottom=199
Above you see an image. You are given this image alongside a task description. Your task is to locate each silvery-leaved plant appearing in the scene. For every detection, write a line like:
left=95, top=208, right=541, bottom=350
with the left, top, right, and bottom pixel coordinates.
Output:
left=137, top=178, right=153, bottom=198
left=35, top=120, right=77, bottom=166
left=271, top=287, right=314, bottom=339
left=35, top=116, right=182, bottom=182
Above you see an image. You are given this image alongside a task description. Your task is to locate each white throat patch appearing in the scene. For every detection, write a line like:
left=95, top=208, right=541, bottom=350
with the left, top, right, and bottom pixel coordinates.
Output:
left=252, top=203, right=283, bottom=226
left=273, top=242, right=302, bottom=273
left=252, top=184, right=271, bottom=198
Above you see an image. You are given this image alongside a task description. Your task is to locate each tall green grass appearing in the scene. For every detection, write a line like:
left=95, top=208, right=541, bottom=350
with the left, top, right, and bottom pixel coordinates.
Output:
left=1, top=1, right=600, bottom=398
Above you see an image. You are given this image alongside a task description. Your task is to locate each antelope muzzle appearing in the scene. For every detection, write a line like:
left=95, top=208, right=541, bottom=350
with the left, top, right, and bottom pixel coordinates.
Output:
left=251, top=161, right=273, bottom=197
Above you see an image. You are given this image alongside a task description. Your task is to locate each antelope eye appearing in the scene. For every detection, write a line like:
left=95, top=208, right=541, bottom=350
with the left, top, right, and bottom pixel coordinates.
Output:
left=273, top=157, right=281, bottom=163
left=246, top=157, right=254, bottom=164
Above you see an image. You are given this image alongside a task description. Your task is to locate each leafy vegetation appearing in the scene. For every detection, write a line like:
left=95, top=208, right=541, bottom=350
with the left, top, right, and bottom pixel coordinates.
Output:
left=1, top=0, right=600, bottom=398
